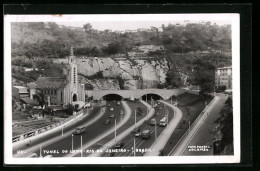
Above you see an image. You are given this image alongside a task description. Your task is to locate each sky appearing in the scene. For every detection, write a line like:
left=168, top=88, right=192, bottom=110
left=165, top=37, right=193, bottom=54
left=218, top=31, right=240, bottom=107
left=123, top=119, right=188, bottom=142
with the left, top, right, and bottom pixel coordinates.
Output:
left=56, top=20, right=231, bottom=31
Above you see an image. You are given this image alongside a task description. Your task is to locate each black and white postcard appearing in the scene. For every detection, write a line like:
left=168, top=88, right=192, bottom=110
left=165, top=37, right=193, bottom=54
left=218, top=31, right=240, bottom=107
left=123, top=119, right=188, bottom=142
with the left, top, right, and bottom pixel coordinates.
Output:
left=4, top=14, right=240, bottom=164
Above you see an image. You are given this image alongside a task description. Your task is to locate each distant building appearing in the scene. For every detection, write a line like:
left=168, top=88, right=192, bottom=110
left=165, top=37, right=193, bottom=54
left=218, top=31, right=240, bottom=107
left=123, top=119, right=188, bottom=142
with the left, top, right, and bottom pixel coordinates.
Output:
left=28, top=47, right=85, bottom=109
left=12, top=86, right=29, bottom=99
left=137, top=45, right=164, bottom=53
left=215, top=66, right=232, bottom=89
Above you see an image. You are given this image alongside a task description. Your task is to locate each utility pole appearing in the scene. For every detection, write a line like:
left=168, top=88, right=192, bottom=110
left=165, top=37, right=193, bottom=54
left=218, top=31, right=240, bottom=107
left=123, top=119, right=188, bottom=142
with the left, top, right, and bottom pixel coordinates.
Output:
left=134, top=138, right=136, bottom=156
left=81, top=135, right=83, bottom=157
left=114, top=119, right=117, bottom=139
left=72, top=134, right=74, bottom=151
left=135, top=109, right=136, bottom=127
left=155, top=124, right=157, bottom=142
left=40, top=145, right=42, bottom=158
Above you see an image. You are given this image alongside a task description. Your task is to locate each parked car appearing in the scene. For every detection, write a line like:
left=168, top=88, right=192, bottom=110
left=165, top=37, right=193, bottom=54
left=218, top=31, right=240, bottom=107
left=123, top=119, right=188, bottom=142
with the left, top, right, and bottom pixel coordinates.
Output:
left=114, top=141, right=124, bottom=148
left=120, top=110, right=124, bottom=115
left=110, top=107, right=114, bottom=111
left=73, top=126, right=86, bottom=135
left=109, top=114, right=115, bottom=118
left=107, top=104, right=111, bottom=107
left=117, top=101, right=121, bottom=106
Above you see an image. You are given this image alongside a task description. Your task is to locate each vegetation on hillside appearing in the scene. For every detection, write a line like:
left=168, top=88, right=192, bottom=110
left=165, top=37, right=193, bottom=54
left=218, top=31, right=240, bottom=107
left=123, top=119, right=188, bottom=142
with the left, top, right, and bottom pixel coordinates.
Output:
left=11, top=22, right=231, bottom=90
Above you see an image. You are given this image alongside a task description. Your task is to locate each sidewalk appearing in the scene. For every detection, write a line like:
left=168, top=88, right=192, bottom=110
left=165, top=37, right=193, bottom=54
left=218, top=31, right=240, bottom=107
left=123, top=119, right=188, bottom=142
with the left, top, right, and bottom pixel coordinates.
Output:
left=170, top=96, right=220, bottom=156
left=66, top=101, right=133, bottom=157
left=144, top=100, right=183, bottom=156
left=89, top=100, right=155, bottom=157
left=13, top=106, right=106, bottom=157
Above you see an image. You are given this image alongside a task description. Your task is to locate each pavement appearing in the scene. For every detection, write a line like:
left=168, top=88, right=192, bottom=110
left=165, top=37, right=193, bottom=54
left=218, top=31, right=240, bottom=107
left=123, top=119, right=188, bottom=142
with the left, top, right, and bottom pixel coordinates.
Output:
left=144, top=100, right=183, bottom=156
left=88, top=100, right=155, bottom=157
left=65, top=100, right=133, bottom=157
left=170, top=95, right=221, bottom=156
left=182, top=94, right=229, bottom=156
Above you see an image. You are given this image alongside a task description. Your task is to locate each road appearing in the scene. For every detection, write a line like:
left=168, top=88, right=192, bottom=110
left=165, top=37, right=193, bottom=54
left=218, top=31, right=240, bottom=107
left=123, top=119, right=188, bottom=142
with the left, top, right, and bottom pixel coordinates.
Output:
left=34, top=100, right=126, bottom=157
left=182, top=94, right=228, bottom=156
left=13, top=105, right=102, bottom=157
left=71, top=100, right=148, bottom=157
left=100, top=101, right=174, bottom=157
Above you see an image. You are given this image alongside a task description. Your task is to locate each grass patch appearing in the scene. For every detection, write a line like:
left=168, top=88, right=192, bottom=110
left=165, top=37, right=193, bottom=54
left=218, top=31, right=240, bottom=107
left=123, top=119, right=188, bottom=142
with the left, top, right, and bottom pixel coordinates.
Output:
left=161, top=93, right=213, bottom=155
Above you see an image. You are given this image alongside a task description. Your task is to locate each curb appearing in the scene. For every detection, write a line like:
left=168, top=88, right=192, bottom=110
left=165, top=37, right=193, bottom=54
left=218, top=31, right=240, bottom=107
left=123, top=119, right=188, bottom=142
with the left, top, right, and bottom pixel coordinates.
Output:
left=144, top=100, right=183, bottom=156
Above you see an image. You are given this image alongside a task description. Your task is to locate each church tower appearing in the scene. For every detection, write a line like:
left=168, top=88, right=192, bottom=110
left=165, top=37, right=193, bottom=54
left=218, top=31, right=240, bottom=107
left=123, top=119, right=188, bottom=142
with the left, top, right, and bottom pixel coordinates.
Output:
left=68, top=47, right=78, bottom=102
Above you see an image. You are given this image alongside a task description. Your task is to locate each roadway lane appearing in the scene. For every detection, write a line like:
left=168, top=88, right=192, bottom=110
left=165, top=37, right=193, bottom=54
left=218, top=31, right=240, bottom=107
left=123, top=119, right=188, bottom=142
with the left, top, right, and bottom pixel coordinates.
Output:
left=182, top=94, right=228, bottom=156
left=13, top=105, right=101, bottom=156
left=73, top=100, right=148, bottom=157
left=36, top=100, right=124, bottom=157
left=103, top=101, right=174, bottom=157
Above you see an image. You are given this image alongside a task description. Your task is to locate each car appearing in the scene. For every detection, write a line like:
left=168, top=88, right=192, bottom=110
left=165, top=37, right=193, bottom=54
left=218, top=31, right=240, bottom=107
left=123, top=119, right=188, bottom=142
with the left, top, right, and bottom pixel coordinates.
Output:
left=107, top=104, right=111, bottom=107
left=117, top=102, right=121, bottom=106
left=114, top=141, right=124, bottom=148
left=104, top=119, right=110, bottom=125
left=120, top=110, right=124, bottom=115
left=150, top=118, right=157, bottom=126
left=110, top=107, right=114, bottom=111
left=158, top=107, right=162, bottom=110
left=132, top=127, right=140, bottom=133
left=141, top=130, right=151, bottom=139
left=113, top=100, right=116, bottom=103
left=73, top=126, right=86, bottom=135
left=135, top=132, right=141, bottom=137
left=109, top=114, right=115, bottom=118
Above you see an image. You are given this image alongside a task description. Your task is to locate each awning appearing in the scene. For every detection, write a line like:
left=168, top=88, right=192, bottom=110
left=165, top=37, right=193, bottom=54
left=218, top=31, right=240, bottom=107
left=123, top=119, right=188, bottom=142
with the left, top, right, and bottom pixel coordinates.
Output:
left=20, top=97, right=39, bottom=106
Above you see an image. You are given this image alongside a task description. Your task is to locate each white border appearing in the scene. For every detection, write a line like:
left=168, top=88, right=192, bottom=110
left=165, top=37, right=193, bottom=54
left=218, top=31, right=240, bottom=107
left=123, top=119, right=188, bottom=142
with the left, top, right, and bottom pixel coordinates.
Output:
left=4, top=14, right=240, bottom=165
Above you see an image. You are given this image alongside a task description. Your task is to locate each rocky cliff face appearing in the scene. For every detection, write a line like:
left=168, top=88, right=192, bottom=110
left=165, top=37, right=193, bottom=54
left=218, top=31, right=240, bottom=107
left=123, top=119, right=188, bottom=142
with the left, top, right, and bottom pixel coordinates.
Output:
left=53, top=57, right=169, bottom=90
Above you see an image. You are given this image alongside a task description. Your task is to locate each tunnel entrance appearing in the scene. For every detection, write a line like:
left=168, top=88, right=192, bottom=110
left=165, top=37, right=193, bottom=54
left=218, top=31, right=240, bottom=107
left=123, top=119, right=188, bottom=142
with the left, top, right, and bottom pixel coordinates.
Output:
left=141, top=94, right=162, bottom=101
left=102, top=94, right=123, bottom=101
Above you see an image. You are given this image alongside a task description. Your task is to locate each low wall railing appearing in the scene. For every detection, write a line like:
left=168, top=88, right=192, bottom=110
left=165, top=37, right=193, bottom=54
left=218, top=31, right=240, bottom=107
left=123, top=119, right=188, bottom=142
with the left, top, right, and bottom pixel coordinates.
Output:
left=12, top=110, right=83, bottom=143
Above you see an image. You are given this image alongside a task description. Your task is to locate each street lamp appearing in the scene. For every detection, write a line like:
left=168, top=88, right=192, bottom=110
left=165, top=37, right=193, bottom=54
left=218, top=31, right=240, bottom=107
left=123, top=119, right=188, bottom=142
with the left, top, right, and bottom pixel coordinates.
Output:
left=133, top=138, right=136, bottom=157
left=72, top=134, right=74, bottom=151
left=155, top=123, right=157, bottom=142
left=81, top=135, right=83, bottom=157
left=114, top=119, right=117, bottom=140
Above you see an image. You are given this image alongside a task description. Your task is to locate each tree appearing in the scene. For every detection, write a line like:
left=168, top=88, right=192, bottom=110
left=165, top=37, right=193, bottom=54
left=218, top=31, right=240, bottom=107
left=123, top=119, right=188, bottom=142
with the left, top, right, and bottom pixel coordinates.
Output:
left=33, top=92, right=45, bottom=108
left=83, top=23, right=93, bottom=33
left=190, top=59, right=215, bottom=95
left=67, top=103, right=75, bottom=115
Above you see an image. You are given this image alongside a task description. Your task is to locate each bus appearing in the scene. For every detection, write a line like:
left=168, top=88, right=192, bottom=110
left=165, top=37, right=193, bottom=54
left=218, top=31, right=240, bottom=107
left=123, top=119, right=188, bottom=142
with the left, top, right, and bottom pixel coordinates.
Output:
left=159, top=117, right=167, bottom=127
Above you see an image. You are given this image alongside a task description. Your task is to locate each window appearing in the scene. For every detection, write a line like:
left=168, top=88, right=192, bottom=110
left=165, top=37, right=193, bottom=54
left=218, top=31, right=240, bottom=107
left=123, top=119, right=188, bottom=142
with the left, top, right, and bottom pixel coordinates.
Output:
left=61, top=91, right=63, bottom=102
left=73, top=67, right=76, bottom=83
left=54, top=90, right=57, bottom=94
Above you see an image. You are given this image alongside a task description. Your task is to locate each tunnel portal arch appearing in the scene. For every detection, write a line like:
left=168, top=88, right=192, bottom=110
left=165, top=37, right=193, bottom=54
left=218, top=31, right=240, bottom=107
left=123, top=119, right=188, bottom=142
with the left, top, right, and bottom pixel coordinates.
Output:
left=101, top=94, right=123, bottom=101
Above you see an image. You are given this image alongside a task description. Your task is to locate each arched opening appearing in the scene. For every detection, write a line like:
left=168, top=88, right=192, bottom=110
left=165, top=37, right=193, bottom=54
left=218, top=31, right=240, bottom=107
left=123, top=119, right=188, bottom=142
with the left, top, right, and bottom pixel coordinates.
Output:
left=73, top=94, right=77, bottom=102
left=102, top=94, right=123, bottom=101
left=141, top=93, right=163, bottom=101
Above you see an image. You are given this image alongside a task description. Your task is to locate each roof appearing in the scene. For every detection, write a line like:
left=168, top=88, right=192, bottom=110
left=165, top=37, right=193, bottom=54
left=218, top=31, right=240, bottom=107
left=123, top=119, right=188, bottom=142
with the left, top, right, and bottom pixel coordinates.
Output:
left=217, top=66, right=232, bottom=70
left=20, top=97, right=39, bottom=106
left=34, top=77, right=68, bottom=89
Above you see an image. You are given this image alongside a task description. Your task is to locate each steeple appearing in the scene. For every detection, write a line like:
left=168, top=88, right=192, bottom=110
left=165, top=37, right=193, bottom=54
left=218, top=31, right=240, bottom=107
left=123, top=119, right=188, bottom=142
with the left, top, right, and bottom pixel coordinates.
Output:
left=69, top=46, right=75, bottom=64
left=70, top=46, right=74, bottom=56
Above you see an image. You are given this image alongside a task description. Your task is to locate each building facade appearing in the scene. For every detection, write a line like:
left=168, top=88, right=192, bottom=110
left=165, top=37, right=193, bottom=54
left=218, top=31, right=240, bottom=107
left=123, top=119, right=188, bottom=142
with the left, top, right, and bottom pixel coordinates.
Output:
left=29, top=47, right=85, bottom=108
left=215, top=66, right=232, bottom=89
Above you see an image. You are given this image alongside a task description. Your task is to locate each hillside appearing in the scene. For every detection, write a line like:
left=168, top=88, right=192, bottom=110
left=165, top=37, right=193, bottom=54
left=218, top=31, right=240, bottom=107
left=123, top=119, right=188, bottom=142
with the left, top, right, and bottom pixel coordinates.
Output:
left=11, top=22, right=232, bottom=92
